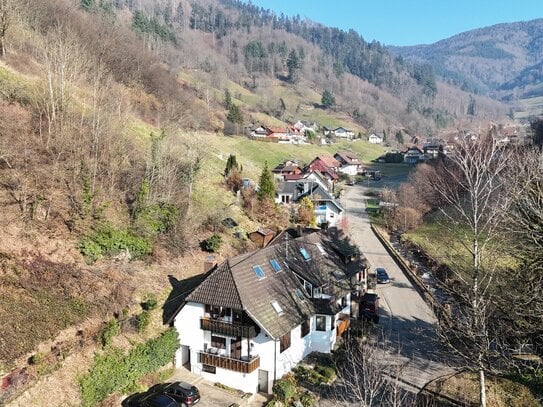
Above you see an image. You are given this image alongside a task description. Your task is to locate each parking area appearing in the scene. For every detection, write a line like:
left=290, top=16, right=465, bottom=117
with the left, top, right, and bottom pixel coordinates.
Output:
left=168, top=367, right=268, bottom=407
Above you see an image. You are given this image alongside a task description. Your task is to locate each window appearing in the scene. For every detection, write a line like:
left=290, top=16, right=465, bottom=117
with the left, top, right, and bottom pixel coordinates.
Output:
left=299, top=247, right=311, bottom=261
left=295, top=288, right=305, bottom=300
left=269, top=259, right=282, bottom=272
left=211, top=335, right=226, bottom=349
left=253, top=265, right=265, bottom=278
left=202, top=364, right=216, bottom=374
left=304, top=280, right=312, bottom=296
left=316, top=316, right=327, bottom=331
left=271, top=300, right=283, bottom=315
left=316, top=243, right=326, bottom=255
left=340, top=296, right=347, bottom=308
left=233, top=310, right=242, bottom=323
left=301, top=319, right=310, bottom=338
left=280, top=332, right=291, bottom=353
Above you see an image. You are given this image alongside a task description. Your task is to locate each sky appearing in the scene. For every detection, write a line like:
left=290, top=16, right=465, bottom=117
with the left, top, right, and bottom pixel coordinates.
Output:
left=247, top=0, right=543, bottom=46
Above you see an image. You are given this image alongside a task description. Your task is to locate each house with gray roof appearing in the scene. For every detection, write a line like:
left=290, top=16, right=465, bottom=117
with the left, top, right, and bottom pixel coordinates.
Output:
left=275, top=181, right=344, bottom=228
left=172, top=230, right=367, bottom=394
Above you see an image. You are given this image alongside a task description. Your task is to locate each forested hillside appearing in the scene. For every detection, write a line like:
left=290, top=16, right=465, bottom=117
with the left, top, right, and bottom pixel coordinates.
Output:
left=103, top=0, right=506, bottom=133
left=390, top=18, right=543, bottom=102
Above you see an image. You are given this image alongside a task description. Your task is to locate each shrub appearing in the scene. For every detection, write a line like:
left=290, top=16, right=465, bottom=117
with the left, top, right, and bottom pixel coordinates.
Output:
left=79, top=328, right=178, bottom=406
left=135, top=311, right=150, bottom=333
left=100, top=318, right=120, bottom=348
left=299, top=391, right=317, bottom=407
left=314, top=365, right=336, bottom=382
left=272, top=378, right=296, bottom=403
left=141, top=294, right=158, bottom=311
left=202, top=234, right=222, bottom=253
left=135, top=202, right=179, bottom=235
left=78, top=223, right=152, bottom=262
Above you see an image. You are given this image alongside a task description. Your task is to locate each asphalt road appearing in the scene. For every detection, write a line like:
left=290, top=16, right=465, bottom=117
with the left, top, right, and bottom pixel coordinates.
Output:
left=342, top=183, right=455, bottom=390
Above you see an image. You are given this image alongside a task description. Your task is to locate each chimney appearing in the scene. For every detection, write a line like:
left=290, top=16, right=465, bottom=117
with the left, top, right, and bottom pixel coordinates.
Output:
left=203, top=255, right=216, bottom=273
left=296, top=225, right=302, bottom=237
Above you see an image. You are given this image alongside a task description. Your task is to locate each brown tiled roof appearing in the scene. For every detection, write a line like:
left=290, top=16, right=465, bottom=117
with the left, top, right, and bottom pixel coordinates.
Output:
left=315, top=155, right=340, bottom=168
left=185, top=230, right=366, bottom=339
left=335, top=151, right=360, bottom=165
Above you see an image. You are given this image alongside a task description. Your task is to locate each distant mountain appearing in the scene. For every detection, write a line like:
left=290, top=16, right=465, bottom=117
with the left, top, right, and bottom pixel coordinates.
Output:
left=389, top=19, right=543, bottom=100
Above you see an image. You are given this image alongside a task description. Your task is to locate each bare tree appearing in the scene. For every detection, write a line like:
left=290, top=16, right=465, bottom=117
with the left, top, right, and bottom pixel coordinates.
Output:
left=426, top=133, right=514, bottom=407
left=0, top=0, right=13, bottom=57
left=331, top=334, right=413, bottom=407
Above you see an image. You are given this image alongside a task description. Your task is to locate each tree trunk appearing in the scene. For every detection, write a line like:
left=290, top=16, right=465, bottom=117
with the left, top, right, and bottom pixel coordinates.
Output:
left=479, top=368, right=486, bottom=407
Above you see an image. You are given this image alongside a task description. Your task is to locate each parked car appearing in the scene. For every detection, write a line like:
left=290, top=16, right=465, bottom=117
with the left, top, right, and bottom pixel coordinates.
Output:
left=151, top=382, right=201, bottom=406
left=124, top=392, right=178, bottom=407
left=359, top=292, right=380, bottom=323
left=375, top=267, right=390, bottom=284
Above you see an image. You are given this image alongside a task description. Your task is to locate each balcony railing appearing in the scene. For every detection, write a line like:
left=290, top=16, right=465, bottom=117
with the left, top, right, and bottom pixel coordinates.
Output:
left=198, top=352, right=260, bottom=373
left=200, top=317, right=258, bottom=338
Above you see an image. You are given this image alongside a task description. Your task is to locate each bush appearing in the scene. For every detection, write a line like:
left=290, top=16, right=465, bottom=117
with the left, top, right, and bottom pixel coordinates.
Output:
left=100, top=318, right=120, bottom=348
left=135, top=311, right=150, bottom=333
left=78, top=223, right=152, bottom=262
left=299, top=391, right=317, bottom=407
left=272, top=378, right=296, bottom=403
left=202, top=234, right=222, bottom=253
left=135, top=202, right=179, bottom=235
left=141, top=294, right=158, bottom=311
left=314, top=365, right=336, bottom=382
left=79, top=329, right=178, bottom=406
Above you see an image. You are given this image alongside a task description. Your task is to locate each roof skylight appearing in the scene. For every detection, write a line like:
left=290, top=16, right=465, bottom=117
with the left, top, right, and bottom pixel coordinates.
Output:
left=270, top=259, right=282, bottom=272
left=299, top=247, right=311, bottom=261
left=253, top=265, right=265, bottom=279
left=271, top=300, right=283, bottom=314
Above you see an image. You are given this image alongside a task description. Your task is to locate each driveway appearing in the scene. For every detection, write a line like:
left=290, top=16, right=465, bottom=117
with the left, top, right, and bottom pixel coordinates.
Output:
left=341, top=184, right=455, bottom=390
left=168, top=367, right=268, bottom=407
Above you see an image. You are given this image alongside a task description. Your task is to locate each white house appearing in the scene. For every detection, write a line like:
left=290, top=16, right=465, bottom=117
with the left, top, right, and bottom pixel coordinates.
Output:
left=172, top=231, right=366, bottom=394
left=368, top=133, right=383, bottom=144
left=333, top=127, right=355, bottom=139
left=334, top=152, right=364, bottom=176
left=275, top=181, right=344, bottom=228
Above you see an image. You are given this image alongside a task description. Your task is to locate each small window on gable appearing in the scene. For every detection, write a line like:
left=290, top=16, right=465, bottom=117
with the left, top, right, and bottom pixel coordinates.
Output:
left=253, top=265, right=265, bottom=279
left=299, top=247, right=311, bottom=261
left=271, top=300, right=283, bottom=315
left=269, top=259, right=282, bottom=272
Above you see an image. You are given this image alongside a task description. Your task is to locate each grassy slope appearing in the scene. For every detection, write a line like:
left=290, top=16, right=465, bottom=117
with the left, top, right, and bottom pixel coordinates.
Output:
left=180, top=70, right=367, bottom=134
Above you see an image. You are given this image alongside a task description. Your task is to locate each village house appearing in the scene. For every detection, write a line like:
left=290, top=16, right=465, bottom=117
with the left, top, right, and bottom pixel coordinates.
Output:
left=403, top=146, right=424, bottom=164
left=308, top=155, right=340, bottom=183
left=368, top=133, right=383, bottom=144
left=172, top=230, right=367, bottom=394
left=275, top=181, right=344, bottom=228
left=334, top=151, right=365, bottom=176
left=271, top=160, right=303, bottom=178
left=266, top=126, right=305, bottom=143
left=283, top=170, right=332, bottom=192
left=332, top=127, right=355, bottom=139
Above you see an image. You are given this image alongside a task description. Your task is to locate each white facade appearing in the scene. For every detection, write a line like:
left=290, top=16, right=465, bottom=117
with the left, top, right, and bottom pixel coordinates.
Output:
left=314, top=201, right=343, bottom=227
left=338, top=164, right=358, bottom=176
left=174, top=297, right=350, bottom=395
left=368, top=134, right=383, bottom=144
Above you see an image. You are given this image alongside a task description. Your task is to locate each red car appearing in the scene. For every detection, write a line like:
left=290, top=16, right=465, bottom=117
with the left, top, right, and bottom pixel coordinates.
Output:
left=359, top=292, right=380, bottom=323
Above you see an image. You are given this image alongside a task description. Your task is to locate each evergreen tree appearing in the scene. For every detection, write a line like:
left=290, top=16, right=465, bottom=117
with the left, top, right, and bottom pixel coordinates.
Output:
left=395, top=130, right=404, bottom=145
left=224, top=154, right=242, bottom=177
left=227, top=104, right=243, bottom=125
left=286, top=49, right=301, bottom=83
left=224, top=88, right=232, bottom=109
left=257, top=162, right=275, bottom=201
left=467, top=95, right=477, bottom=116
left=321, top=89, right=335, bottom=109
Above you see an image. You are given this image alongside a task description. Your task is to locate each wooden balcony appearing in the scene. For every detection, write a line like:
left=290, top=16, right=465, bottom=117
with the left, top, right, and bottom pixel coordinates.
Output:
left=200, top=317, right=258, bottom=338
left=198, top=352, right=260, bottom=374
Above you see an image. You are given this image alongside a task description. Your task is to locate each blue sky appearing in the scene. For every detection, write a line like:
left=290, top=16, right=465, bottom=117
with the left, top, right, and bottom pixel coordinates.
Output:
left=247, top=0, right=543, bottom=46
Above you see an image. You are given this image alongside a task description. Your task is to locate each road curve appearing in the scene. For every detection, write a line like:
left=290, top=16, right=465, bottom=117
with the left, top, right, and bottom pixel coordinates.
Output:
left=342, top=184, right=455, bottom=390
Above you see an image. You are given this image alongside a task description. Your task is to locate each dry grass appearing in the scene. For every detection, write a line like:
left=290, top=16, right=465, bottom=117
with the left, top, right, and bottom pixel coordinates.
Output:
left=424, top=372, right=540, bottom=407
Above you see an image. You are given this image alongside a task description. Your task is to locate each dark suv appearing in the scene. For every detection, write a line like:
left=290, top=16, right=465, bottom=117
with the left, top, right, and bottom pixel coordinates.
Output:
left=359, top=292, right=380, bottom=323
left=124, top=392, right=178, bottom=407
left=151, top=381, right=201, bottom=406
